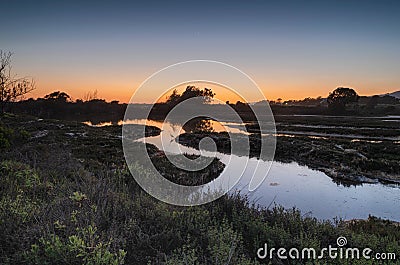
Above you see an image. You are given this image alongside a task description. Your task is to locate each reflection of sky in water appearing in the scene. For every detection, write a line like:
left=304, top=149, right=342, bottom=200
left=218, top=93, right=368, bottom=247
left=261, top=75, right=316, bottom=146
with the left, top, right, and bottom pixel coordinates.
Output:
left=241, top=162, right=400, bottom=221
left=126, top=119, right=400, bottom=221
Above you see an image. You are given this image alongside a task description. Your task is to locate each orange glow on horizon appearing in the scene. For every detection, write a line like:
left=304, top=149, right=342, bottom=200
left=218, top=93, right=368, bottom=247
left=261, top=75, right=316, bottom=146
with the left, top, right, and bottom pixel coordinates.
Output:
left=27, top=78, right=399, bottom=104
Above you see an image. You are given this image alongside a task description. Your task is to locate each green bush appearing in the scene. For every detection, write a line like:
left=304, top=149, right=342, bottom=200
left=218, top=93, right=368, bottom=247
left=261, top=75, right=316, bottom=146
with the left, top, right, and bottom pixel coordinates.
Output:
left=0, top=126, right=14, bottom=149
left=26, top=225, right=126, bottom=265
left=0, top=124, right=30, bottom=149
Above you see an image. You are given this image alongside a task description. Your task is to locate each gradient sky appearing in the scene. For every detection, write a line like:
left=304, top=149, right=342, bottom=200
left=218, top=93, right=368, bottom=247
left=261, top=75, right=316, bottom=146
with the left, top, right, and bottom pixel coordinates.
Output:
left=1, top=0, right=400, bottom=103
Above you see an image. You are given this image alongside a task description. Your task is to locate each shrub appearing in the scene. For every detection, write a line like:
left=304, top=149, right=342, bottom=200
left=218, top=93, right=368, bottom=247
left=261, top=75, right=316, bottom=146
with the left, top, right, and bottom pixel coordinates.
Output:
left=26, top=225, right=126, bottom=265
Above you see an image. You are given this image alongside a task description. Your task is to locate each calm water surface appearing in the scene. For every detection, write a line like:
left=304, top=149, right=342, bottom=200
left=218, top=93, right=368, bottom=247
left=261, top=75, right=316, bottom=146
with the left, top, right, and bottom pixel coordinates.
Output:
left=123, top=119, right=400, bottom=221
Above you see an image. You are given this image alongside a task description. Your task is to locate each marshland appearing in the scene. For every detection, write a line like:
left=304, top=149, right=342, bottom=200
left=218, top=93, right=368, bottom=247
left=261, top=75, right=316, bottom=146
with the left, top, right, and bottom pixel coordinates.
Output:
left=1, top=85, right=399, bottom=264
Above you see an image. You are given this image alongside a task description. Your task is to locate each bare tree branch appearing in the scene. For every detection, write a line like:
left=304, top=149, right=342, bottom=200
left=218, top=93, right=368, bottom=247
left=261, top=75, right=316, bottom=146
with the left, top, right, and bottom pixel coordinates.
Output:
left=0, top=50, right=36, bottom=113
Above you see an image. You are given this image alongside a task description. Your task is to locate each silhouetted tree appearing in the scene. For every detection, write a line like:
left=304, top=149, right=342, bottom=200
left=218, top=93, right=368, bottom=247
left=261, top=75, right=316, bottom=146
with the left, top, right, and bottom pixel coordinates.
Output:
left=83, top=89, right=98, bottom=101
left=0, top=50, right=35, bottom=113
left=235, top=101, right=250, bottom=110
left=166, top=89, right=181, bottom=105
left=166, top=86, right=215, bottom=106
left=327, top=87, right=359, bottom=113
left=44, top=91, right=72, bottom=102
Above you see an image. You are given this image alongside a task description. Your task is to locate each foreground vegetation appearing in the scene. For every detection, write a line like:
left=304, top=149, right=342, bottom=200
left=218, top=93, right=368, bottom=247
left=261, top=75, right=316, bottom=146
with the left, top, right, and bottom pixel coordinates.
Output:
left=0, top=114, right=399, bottom=264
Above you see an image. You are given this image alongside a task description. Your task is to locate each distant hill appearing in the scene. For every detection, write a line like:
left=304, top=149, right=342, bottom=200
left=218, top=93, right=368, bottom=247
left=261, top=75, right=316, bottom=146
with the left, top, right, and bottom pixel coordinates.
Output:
left=381, top=91, right=400, bottom=99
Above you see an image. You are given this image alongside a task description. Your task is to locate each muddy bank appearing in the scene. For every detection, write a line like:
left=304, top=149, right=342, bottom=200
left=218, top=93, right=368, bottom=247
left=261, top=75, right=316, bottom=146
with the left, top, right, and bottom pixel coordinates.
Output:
left=246, top=115, right=400, bottom=139
left=148, top=150, right=225, bottom=186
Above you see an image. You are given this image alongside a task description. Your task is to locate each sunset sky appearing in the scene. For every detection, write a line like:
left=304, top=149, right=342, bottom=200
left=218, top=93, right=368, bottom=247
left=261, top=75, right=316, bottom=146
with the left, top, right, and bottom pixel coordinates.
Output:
left=1, top=1, right=400, bottom=103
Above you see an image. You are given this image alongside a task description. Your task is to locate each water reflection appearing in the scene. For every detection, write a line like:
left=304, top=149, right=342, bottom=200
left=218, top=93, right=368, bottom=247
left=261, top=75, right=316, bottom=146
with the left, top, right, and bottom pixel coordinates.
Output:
left=134, top=119, right=400, bottom=221
left=182, top=118, right=214, bottom=133
left=84, top=118, right=400, bottom=220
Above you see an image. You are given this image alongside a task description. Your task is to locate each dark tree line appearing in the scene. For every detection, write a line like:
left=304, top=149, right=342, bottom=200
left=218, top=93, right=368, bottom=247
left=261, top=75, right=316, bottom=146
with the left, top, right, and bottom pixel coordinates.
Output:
left=11, top=91, right=126, bottom=123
